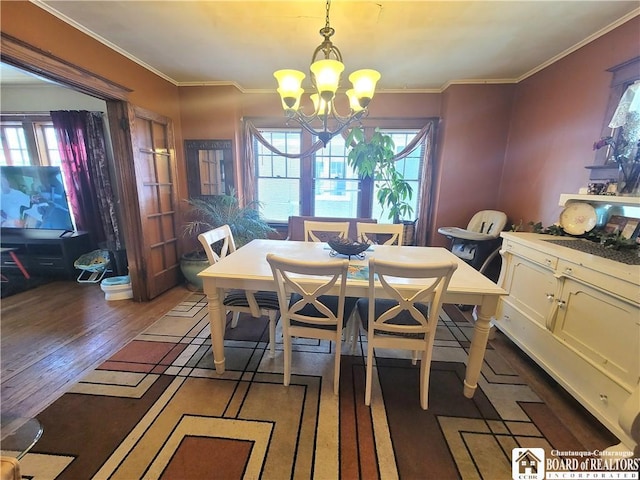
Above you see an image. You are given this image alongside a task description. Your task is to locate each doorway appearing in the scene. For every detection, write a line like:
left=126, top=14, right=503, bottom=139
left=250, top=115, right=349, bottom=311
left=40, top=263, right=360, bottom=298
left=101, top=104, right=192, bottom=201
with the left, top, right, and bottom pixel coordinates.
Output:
left=1, top=35, right=181, bottom=300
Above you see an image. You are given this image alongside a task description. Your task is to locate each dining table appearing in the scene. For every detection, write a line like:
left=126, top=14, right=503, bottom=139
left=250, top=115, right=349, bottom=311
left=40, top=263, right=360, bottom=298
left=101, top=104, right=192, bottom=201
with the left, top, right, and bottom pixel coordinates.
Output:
left=198, top=239, right=506, bottom=399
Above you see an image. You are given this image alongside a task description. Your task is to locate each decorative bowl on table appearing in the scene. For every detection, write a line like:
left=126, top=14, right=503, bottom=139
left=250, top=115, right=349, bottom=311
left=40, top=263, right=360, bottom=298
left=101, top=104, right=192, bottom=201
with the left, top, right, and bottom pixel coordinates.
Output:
left=327, top=237, right=371, bottom=259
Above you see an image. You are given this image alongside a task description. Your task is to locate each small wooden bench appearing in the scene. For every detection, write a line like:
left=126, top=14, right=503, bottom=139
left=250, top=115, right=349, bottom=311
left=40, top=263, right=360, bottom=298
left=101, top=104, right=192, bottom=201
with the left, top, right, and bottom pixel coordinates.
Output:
left=286, top=216, right=377, bottom=241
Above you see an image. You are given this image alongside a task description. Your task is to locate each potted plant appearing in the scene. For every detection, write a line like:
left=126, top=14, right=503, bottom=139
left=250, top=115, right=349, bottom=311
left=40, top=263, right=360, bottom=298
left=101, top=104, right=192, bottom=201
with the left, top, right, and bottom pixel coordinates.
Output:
left=346, top=127, right=414, bottom=225
left=181, top=190, right=274, bottom=290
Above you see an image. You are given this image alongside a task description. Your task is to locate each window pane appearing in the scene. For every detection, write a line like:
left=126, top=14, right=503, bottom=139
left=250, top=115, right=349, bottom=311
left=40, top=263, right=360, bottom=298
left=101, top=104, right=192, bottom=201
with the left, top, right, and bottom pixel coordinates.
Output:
left=373, top=129, right=423, bottom=223
left=313, top=179, right=360, bottom=217
left=258, top=178, right=300, bottom=221
left=255, top=129, right=301, bottom=222
left=313, top=135, right=359, bottom=218
left=1, top=126, right=30, bottom=166
left=42, top=125, right=61, bottom=166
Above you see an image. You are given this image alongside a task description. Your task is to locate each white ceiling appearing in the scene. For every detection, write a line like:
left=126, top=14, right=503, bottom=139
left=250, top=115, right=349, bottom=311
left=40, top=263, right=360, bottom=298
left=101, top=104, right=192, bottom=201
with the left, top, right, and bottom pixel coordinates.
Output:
left=4, top=1, right=640, bottom=92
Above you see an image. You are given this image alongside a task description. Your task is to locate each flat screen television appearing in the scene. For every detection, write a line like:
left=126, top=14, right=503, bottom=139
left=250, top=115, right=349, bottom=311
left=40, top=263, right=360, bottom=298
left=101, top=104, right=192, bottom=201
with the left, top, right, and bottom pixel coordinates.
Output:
left=1, top=165, right=74, bottom=231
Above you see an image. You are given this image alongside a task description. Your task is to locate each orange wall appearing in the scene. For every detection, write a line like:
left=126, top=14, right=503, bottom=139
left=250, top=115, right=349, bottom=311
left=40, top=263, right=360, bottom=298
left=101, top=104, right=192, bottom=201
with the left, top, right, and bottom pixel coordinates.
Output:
left=499, top=16, right=640, bottom=229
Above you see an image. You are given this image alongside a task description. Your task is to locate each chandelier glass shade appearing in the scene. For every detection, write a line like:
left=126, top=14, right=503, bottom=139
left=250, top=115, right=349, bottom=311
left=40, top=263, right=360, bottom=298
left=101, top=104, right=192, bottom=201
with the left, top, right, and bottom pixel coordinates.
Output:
left=274, top=0, right=380, bottom=146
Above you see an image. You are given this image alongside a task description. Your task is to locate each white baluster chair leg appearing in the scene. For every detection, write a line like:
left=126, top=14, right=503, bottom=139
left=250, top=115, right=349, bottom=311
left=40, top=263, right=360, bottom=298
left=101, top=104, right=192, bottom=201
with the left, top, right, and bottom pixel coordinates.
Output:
left=268, top=311, right=278, bottom=358
left=284, top=330, right=292, bottom=387
left=231, top=311, right=240, bottom=328
left=365, top=345, right=375, bottom=406
left=350, top=315, right=360, bottom=354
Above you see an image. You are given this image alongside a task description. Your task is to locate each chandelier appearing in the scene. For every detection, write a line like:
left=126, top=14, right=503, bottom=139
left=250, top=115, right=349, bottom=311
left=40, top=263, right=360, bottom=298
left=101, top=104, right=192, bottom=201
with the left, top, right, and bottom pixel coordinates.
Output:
left=274, top=0, right=381, bottom=146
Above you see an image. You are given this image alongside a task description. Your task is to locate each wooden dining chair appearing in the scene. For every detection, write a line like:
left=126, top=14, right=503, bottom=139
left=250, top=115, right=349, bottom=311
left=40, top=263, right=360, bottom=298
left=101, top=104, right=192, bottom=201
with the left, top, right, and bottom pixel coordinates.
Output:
left=303, top=220, right=350, bottom=242
left=356, top=222, right=404, bottom=246
left=353, top=257, right=458, bottom=409
left=266, top=253, right=354, bottom=394
left=198, top=225, right=280, bottom=357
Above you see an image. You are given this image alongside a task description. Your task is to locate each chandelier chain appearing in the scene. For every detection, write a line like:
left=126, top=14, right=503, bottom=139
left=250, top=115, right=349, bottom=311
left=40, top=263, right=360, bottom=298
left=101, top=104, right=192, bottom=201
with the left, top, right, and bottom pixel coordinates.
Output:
left=325, top=0, right=331, bottom=30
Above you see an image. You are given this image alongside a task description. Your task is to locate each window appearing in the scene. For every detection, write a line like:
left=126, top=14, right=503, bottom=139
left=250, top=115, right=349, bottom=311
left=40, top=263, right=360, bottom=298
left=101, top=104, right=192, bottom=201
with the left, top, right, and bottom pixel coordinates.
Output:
left=255, top=129, right=302, bottom=221
left=253, top=123, right=427, bottom=223
left=0, top=116, right=59, bottom=166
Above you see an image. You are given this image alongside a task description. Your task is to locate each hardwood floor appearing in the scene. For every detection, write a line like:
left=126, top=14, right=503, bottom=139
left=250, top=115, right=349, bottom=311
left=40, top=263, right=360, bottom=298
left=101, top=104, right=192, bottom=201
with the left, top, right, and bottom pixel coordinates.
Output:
left=1, top=279, right=617, bottom=451
left=1, top=279, right=191, bottom=421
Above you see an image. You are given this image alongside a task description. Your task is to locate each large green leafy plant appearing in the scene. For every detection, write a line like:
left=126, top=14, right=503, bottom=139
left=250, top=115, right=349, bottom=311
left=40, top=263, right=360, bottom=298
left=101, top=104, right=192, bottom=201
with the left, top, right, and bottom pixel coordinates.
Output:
left=346, top=127, right=413, bottom=222
left=183, top=190, right=274, bottom=257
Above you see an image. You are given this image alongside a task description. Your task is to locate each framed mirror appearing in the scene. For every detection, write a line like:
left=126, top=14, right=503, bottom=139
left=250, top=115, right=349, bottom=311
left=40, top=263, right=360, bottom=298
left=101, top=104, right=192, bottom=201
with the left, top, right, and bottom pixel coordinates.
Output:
left=589, top=56, right=639, bottom=182
left=185, top=140, right=234, bottom=197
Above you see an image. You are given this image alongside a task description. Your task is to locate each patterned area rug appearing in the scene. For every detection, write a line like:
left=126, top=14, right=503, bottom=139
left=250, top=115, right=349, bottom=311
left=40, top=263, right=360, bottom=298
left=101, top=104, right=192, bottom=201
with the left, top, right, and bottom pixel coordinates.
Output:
left=14, top=295, right=599, bottom=479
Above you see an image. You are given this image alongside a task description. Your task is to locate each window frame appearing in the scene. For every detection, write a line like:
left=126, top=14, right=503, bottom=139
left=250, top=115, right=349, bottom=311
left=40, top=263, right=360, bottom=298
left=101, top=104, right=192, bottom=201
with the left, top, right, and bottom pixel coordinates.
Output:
left=252, top=117, right=430, bottom=223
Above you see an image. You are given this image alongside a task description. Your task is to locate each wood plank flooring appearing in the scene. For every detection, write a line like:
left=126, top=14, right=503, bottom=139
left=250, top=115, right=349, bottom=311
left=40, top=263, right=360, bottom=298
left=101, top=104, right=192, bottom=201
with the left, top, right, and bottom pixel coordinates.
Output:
left=1, top=279, right=191, bottom=421
left=1, top=279, right=617, bottom=451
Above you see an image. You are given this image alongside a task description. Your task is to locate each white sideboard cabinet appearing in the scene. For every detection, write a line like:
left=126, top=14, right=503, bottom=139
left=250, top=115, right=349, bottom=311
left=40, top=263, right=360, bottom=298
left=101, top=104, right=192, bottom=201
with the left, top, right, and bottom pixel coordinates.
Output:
left=496, top=224, right=639, bottom=453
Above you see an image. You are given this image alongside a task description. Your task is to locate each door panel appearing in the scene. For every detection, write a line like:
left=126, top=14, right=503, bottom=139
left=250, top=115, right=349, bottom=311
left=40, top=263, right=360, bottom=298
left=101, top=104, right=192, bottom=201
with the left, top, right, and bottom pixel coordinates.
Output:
left=107, top=101, right=181, bottom=300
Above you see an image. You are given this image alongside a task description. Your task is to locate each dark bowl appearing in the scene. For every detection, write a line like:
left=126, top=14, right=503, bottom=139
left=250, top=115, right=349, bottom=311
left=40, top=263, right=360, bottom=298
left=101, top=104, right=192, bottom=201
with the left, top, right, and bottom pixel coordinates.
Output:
left=327, top=237, right=370, bottom=256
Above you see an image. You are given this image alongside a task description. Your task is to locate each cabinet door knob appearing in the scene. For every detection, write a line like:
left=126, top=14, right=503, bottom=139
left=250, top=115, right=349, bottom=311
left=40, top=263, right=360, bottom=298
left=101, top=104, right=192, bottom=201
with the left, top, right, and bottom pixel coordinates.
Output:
left=599, top=394, right=608, bottom=404
left=546, top=293, right=555, bottom=300
left=564, top=267, right=573, bottom=275
left=557, top=300, right=566, bottom=308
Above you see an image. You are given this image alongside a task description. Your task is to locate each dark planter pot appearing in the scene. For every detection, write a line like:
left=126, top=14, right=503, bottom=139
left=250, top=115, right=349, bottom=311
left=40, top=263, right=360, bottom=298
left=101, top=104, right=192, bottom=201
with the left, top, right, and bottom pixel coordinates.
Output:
left=179, top=253, right=209, bottom=291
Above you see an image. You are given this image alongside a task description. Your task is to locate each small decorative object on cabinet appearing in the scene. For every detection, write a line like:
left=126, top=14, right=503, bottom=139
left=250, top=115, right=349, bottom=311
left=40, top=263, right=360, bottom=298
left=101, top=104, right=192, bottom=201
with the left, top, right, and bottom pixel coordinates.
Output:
left=495, top=194, right=640, bottom=455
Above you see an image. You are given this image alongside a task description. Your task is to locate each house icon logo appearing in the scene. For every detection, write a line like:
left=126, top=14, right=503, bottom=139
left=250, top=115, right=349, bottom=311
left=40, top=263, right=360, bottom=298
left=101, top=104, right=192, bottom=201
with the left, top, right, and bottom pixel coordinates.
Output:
left=512, top=448, right=545, bottom=480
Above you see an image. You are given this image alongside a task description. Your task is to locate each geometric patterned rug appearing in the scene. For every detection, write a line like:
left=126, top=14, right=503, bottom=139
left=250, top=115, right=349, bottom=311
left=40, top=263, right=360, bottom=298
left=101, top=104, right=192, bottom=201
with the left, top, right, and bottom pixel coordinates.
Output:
left=15, top=295, right=601, bottom=479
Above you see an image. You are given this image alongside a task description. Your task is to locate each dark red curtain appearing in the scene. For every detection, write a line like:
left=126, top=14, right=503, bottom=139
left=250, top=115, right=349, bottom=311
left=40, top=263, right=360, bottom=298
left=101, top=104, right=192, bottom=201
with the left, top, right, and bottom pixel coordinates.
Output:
left=51, top=111, right=122, bottom=250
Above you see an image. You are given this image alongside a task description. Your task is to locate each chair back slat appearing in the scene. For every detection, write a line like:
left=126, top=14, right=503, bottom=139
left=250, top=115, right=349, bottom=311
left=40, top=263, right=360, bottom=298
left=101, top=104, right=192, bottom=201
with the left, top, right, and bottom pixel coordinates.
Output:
left=304, top=220, right=350, bottom=242
left=197, top=224, right=237, bottom=265
left=368, top=258, right=457, bottom=336
left=268, top=254, right=349, bottom=326
left=356, top=222, right=404, bottom=246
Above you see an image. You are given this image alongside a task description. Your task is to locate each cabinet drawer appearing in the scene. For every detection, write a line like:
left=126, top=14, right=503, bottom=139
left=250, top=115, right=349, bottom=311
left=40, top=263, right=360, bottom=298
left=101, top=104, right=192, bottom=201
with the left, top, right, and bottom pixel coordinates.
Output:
left=557, top=260, right=640, bottom=305
left=495, top=299, right=551, bottom=349
left=1, top=256, right=25, bottom=269
left=31, top=256, right=66, bottom=270
left=554, top=343, right=632, bottom=442
left=503, top=240, right=558, bottom=270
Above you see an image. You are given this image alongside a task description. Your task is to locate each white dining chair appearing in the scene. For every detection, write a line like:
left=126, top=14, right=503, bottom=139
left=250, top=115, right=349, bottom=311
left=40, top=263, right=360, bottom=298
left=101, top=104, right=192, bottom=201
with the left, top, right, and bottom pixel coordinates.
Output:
left=353, top=257, right=457, bottom=409
left=198, top=225, right=280, bottom=357
left=303, top=220, right=350, bottom=242
left=356, top=222, right=404, bottom=246
left=266, top=253, right=354, bottom=394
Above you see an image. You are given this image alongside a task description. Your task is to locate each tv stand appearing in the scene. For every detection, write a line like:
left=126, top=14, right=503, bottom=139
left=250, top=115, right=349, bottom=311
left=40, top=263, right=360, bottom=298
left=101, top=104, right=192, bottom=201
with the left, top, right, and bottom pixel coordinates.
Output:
left=1, top=230, right=92, bottom=279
